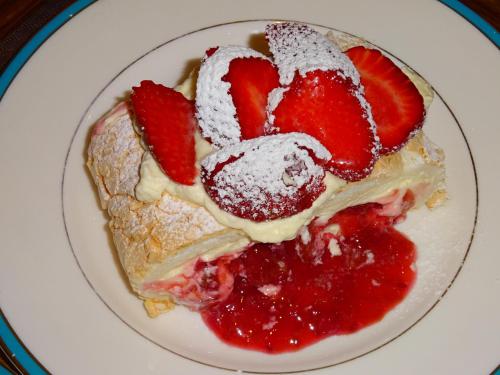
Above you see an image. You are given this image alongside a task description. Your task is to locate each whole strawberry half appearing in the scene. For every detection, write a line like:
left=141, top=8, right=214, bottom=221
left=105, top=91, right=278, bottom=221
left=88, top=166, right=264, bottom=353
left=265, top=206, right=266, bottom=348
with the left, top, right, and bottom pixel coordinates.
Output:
left=196, top=46, right=279, bottom=149
left=346, top=46, right=425, bottom=154
left=131, top=80, right=197, bottom=185
left=200, top=133, right=331, bottom=222
left=223, top=57, right=280, bottom=140
left=271, top=70, right=379, bottom=182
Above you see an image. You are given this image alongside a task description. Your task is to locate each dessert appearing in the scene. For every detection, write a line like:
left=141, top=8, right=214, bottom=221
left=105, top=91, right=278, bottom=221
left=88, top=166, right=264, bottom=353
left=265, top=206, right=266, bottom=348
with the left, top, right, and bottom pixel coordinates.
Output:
left=87, top=22, right=446, bottom=352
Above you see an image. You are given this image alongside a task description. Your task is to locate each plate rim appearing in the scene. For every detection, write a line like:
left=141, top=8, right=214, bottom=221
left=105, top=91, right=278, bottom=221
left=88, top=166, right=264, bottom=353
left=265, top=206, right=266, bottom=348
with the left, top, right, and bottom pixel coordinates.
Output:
left=0, top=2, right=96, bottom=374
left=0, top=1, right=494, bottom=374
left=62, top=18, right=479, bottom=374
left=60, top=18, right=479, bottom=374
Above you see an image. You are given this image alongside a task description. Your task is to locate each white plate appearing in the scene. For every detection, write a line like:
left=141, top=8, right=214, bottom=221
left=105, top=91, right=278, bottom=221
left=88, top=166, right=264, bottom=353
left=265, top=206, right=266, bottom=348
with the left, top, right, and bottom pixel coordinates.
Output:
left=0, top=1, right=499, bottom=374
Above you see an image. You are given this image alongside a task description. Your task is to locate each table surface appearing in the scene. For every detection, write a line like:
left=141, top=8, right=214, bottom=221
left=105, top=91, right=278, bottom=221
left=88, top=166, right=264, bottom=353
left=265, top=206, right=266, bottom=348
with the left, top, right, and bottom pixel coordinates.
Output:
left=0, top=0, right=498, bottom=374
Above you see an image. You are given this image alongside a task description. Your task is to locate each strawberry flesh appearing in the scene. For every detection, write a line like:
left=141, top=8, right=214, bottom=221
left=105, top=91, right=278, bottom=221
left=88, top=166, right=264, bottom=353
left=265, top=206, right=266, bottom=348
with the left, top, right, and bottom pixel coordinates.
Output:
left=200, top=134, right=329, bottom=222
left=223, top=57, right=280, bottom=140
left=271, top=70, right=378, bottom=181
left=202, top=155, right=326, bottom=222
left=346, top=46, right=425, bottom=154
left=131, top=80, right=197, bottom=185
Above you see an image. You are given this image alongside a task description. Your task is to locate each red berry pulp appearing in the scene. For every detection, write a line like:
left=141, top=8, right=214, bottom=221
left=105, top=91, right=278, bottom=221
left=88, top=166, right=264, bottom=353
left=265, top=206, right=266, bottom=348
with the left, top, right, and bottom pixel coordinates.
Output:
left=200, top=193, right=417, bottom=353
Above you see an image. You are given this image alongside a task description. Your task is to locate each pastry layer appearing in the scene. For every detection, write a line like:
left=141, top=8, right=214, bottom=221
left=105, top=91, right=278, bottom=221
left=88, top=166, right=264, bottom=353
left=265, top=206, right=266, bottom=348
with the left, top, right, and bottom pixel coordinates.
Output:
left=87, top=102, right=248, bottom=293
left=87, top=103, right=445, bottom=302
left=86, top=32, right=446, bottom=313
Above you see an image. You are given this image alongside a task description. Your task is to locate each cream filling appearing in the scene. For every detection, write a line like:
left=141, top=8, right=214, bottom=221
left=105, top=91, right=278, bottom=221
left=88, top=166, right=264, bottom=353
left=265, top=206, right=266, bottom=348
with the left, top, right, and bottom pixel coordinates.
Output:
left=136, top=140, right=443, bottom=245
left=134, top=65, right=440, bottom=244
left=134, top=45, right=443, bottom=284
left=136, top=137, right=444, bottom=284
left=137, top=157, right=346, bottom=243
left=140, top=156, right=443, bottom=286
left=142, top=230, right=250, bottom=285
left=316, top=159, right=443, bottom=223
left=136, top=71, right=349, bottom=243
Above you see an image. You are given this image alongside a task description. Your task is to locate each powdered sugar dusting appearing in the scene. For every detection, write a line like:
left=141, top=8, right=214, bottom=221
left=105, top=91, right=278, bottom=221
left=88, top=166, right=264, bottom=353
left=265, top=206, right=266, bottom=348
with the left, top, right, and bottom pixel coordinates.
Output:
left=265, top=86, right=288, bottom=129
left=87, top=101, right=231, bottom=282
left=201, top=133, right=331, bottom=220
left=202, top=132, right=330, bottom=174
left=87, top=102, right=143, bottom=208
left=264, top=22, right=380, bottom=170
left=265, top=22, right=360, bottom=86
left=196, top=46, right=272, bottom=149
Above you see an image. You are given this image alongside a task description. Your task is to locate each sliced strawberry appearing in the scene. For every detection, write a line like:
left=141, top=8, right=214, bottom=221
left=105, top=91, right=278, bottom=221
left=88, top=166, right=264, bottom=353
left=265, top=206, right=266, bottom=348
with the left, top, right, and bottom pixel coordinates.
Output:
left=196, top=46, right=276, bottom=149
left=265, top=22, right=360, bottom=86
left=200, top=133, right=330, bottom=222
left=223, top=57, right=280, bottom=139
left=346, top=46, right=425, bottom=154
left=131, top=80, right=197, bottom=185
left=271, top=70, right=379, bottom=181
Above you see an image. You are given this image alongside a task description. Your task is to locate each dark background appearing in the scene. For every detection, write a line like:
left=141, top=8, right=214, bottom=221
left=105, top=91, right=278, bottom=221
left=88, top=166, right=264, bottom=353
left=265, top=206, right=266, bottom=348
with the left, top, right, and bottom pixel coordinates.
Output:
left=0, top=0, right=498, bottom=74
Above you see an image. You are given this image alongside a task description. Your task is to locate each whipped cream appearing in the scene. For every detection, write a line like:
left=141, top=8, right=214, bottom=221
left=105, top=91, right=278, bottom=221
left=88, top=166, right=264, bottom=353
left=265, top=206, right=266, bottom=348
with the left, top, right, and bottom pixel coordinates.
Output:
left=137, top=154, right=345, bottom=243
left=136, top=134, right=444, bottom=244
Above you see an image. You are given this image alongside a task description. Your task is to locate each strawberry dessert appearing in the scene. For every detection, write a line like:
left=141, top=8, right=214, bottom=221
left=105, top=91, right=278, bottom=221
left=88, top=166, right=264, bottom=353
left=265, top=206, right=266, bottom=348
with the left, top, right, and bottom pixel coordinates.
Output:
left=87, top=22, right=446, bottom=353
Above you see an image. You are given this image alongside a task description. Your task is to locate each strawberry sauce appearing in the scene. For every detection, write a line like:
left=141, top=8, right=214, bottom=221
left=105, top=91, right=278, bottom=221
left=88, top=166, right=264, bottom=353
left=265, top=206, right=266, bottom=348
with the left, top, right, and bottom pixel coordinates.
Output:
left=199, top=195, right=416, bottom=353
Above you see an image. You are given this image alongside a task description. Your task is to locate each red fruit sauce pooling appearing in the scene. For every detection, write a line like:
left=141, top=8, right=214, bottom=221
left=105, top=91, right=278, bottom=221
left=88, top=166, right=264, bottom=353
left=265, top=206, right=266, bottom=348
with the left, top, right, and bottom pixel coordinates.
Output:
left=200, top=194, right=417, bottom=353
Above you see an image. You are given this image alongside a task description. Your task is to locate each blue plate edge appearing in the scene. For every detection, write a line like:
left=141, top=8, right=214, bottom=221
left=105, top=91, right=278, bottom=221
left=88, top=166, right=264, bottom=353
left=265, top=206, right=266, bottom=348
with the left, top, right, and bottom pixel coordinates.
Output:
left=0, top=0, right=497, bottom=374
